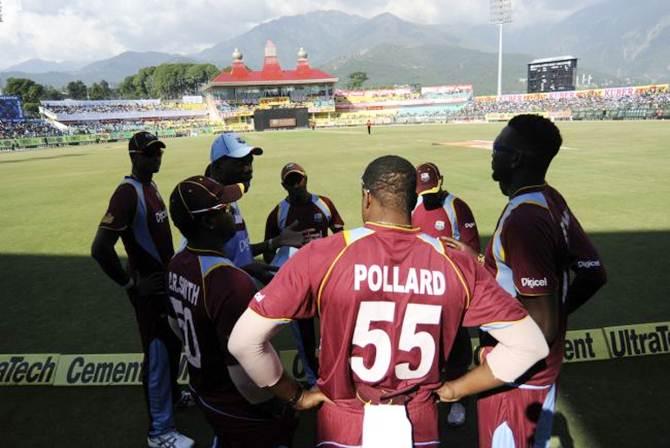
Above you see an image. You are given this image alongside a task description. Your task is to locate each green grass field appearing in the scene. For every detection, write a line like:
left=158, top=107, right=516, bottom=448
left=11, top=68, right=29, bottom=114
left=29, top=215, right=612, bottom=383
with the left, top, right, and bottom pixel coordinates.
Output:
left=1, top=121, right=669, bottom=447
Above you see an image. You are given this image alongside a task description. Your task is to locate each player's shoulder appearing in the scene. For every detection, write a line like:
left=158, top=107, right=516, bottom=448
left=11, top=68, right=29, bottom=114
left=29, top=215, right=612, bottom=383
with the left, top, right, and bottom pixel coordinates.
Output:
left=308, top=229, right=349, bottom=252
left=316, top=194, right=339, bottom=213
left=412, top=199, right=427, bottom=213
left=416, top=236, right=478, bottom=288
left=111, top=180, right=137, bottom=196
left=107, top=181, right=137, bottom=206
left=204, top=258, right=250, bottom=282
left=266, top=203, right=280, bottom=219
left=504, top=200, right=554, bottom=241
left=317, top=194, right=334, bottom=204
left=168, top=246, right=192, bottom=268
left=453, top=195, right=473, bottom=210
left=443, top=246, right=477, bottom=271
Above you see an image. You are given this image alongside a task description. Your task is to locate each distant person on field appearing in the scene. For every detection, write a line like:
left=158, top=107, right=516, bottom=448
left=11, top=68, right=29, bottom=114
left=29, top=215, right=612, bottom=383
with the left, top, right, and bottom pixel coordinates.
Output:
left=366, top=119, right=372, bottom=135
left=264, top=162, right=344, bottom=386
left=446, top=114, right=607, bottom=447
left=167, top=175, right=297, bottom=448
left=206, top=132, right=314, bottom=285
left=411, top=161, right=481, bottom=427
left=91, top=131, right=194, bottom=448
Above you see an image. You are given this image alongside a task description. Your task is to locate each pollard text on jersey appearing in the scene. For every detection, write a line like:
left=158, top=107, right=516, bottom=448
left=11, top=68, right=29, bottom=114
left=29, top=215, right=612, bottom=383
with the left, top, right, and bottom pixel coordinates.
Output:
left=354, top=264, right=446, bottom=295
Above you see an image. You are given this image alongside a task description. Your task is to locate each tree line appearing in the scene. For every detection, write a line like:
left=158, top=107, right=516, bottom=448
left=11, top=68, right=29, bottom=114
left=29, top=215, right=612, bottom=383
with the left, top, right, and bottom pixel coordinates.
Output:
left=3, top=63, right=219, bottom=115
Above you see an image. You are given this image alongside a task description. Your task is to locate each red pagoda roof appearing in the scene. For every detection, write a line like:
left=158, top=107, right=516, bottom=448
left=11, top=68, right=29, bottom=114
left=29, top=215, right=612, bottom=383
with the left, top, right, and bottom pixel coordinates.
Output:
left=207, top=41, right=337, bottom=87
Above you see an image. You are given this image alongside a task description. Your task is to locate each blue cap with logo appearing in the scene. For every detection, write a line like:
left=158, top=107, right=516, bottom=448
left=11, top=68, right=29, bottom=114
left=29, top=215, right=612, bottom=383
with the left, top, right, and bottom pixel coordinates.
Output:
left=210, top=132, right=263, bottom=162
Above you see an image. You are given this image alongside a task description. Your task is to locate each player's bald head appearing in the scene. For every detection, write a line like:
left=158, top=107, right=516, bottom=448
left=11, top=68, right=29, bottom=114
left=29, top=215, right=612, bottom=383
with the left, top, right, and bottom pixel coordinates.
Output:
left=362, top=155, right=417, bottom=214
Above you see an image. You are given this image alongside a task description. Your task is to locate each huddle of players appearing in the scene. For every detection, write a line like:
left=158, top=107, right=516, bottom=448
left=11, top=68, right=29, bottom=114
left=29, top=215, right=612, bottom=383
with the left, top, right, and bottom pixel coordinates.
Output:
left=92, top=114, right=607, bottom=448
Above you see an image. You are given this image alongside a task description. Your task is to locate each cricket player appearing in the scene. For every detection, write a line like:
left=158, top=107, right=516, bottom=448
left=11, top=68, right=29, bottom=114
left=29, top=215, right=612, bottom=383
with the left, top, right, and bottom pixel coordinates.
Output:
left=167, top=176, right=296, bottom=447
left=207, top=133, right=313, bottom=285
left=447, top=115, right=607, bottom=447
left=228, top=155, right=549, bottom=447
left=91, top=131, right=193, bottom=448
left=264, top=162, right=344, bottom=385
left=411, top=161, right=481, bottom=427
left=412, top=162, right=480, bottom=252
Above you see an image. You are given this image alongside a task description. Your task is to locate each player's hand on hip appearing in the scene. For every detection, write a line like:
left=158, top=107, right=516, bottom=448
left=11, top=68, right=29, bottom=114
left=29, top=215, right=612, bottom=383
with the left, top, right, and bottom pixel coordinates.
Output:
left=440, top=237, right=478, bottom=258
left=435, top=381, right=461, bottom=403
left=294, top=388, right=333, bottom=411
left=136, top=272, right=167, bottom=296
left=278, top=221, right=317, bottom=248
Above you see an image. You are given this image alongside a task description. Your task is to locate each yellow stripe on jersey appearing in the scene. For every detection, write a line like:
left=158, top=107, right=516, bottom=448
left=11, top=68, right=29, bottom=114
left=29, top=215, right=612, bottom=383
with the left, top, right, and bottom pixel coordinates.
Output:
left=442, top=252, right=472, bottom=309
left=417, top=233, right=446, bottom=255
left=196, top=255, right=245, bottom=321
left=318, top=228, right=375, bottom=314
left=364, top=221, right=419, bottom=233
left=416, top=234, right=472, bottom=308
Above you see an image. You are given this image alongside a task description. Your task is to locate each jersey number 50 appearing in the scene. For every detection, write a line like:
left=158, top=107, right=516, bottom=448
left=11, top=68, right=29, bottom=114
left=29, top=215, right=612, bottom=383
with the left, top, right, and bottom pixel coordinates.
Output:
left=351, top=301, right=442, bottom=382
left=169, top=297, right=202, bottom=368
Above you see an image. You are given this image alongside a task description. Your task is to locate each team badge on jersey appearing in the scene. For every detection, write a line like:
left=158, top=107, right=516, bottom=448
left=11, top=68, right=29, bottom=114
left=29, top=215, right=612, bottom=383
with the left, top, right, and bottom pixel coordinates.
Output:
left=101, top=213, right=115, bottom=225
left=435, top=220, right=445, bottom=231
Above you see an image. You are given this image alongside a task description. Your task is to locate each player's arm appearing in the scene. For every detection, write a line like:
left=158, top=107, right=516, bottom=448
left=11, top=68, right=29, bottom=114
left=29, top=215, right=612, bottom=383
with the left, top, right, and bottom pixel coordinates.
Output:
left=518, top=294, right=559, bottom=344
left=565, top=270, right=606, bottom=315
left=91, top=186, right=163, bottom=295
left=438, top=317, right=548, bottom=402
left=504, top=211, right=561, bottom=344
left=250, top=221, right=311, bottom=257
left=324, top=197, right=345, bottom=234
left=229, top=309, right=330, bottom=410
left=91, top=227, right=131, bottom=287
left=438, top=258, right=549, bottom=401
left=228, top=242, right=330, bottom=410
left=262, top=207, right=280, bottom=264
left=91, top=185, right=135, bottom=288
left=454, top=198, right=481, bottom=253
left=564, top=216, right=607, bottom=314
left=207, top=268, right=275, bottom=404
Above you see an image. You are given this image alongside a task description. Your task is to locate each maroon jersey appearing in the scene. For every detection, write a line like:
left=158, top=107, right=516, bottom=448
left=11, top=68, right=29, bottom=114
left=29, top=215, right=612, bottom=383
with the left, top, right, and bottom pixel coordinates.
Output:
left=250, top=223, right=528, bottom=445
left=265, top=194, right=344, bottom=266
left=99, top=177, right=173, bottom=275
left=167, top=247, right=267, bottom=415
left=484, top=184, right=604, bottom=386
left=412, top=193, right=481, bottom=252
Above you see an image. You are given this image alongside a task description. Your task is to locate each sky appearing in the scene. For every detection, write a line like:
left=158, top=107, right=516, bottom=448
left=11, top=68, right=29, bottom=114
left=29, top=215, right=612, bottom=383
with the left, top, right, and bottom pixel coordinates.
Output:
left=0, top=0, right=600, bottom=69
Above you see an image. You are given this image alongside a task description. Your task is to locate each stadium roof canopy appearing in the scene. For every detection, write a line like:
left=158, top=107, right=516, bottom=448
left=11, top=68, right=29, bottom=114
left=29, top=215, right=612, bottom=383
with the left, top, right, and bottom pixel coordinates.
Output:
left=206, top=41, right=338, bottom=88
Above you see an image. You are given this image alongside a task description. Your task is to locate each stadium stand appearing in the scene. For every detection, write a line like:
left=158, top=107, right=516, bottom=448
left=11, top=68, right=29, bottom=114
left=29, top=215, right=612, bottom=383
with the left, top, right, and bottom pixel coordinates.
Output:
left=449, top=84, right=670, bottom=122
left=0, top=119, right=63, bottom=139
left=40, top=99, right=209, bottom=123
left=2, top=81, right=669, bottom=151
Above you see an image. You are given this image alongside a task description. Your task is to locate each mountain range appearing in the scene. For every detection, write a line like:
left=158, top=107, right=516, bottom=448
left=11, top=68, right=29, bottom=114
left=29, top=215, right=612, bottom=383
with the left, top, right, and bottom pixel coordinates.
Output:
left=1, top=3, right=668, bottom=95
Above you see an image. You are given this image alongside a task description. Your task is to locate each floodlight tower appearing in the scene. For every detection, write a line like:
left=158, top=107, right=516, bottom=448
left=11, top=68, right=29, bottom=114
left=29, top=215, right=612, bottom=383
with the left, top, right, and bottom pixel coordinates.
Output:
left=490, top=0, right=512, bottom=98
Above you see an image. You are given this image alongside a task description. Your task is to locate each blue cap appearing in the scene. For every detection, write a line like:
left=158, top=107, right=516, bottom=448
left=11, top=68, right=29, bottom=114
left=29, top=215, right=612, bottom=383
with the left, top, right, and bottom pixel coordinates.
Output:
left=210, top=132, right=263, bottom=162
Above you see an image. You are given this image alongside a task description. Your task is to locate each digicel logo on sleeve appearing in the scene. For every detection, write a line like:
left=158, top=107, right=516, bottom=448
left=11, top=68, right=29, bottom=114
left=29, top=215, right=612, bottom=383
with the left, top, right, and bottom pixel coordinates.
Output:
left=521, top=277, right=548, bottom=288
